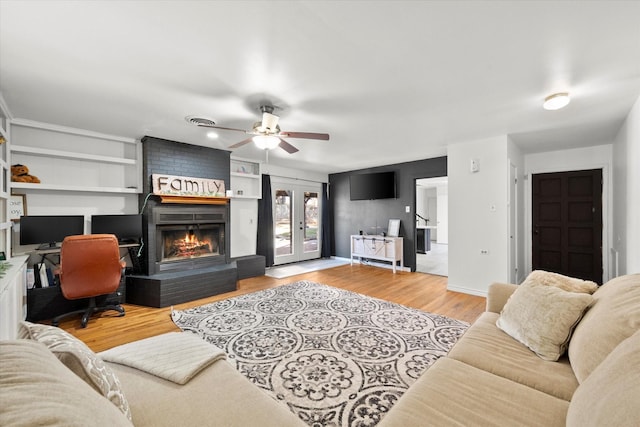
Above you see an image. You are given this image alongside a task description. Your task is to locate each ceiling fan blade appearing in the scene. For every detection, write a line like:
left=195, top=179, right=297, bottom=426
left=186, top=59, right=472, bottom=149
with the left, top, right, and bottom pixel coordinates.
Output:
left=278, top=138, right=299, bottom=154
left=196, top=123, right=248, bottom=133
left=279, top=131, right=330, bottom=141
left=228, top=137, right=254, bottom=149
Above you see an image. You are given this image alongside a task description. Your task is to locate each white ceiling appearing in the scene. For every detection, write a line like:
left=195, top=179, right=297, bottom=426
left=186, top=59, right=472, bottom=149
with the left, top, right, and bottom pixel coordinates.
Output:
left=1, top=1, right=639, bottom=174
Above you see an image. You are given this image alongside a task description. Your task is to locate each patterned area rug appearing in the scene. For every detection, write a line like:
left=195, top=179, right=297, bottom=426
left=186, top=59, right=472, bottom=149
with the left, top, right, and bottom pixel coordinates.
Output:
left=171, top=281, right=468, bottom=427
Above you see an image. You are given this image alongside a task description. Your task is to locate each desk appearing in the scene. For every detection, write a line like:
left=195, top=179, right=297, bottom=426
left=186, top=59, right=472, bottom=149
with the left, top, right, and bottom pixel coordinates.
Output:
left=32, top=243, right=141, bottom=273
left=33, top=242, right=140, bottom=255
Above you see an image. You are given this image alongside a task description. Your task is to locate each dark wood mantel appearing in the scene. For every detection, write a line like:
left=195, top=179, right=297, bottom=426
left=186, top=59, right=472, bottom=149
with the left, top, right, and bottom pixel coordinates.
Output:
left=157, top=195, right=229, bottom=205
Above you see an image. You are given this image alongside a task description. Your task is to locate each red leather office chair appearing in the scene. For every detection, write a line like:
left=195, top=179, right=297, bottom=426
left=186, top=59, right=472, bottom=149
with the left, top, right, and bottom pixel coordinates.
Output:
left=52, top=234, right=126, bottom=328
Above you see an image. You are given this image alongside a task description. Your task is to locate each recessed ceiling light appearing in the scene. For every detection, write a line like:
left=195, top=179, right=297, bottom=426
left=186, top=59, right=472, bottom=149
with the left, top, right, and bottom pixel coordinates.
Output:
left=543, top=92, right=570, bottom=110
left=206, top=131, right=219, bottom=139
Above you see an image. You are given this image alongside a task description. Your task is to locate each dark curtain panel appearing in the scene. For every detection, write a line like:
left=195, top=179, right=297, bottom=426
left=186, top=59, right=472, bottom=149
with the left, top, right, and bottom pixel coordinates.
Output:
left=257, top=174, right=274, bottom=267
left=321, top=182, right=332, bottom=258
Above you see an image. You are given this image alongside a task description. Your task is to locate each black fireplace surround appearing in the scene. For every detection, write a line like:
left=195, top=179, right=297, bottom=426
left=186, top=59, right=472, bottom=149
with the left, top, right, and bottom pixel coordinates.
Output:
left=147, top=205, right=227, bottom=274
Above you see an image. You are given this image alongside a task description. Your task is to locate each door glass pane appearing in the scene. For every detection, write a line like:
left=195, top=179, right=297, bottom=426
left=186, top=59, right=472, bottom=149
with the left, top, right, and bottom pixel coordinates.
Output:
left=275, top=189, right=292, bottom=256
left=304, top=191, right=318, bottom=253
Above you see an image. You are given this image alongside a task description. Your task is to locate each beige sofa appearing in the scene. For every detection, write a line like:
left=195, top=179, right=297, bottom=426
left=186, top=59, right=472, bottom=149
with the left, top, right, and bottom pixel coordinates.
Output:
left=0, top=326, right=306, bottom=427
left=2, top=273, right=638, bottom=427
left=379, top=273, right=640, bottom=427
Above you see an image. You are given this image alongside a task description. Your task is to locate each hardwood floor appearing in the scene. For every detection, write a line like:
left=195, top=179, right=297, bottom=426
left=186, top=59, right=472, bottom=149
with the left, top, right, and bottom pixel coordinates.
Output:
left=57, top=264, right=486, bottom=352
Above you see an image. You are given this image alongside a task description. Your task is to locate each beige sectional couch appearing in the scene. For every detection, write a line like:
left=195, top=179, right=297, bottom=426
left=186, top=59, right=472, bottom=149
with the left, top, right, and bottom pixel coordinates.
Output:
left=1, top=273, right=638, bottom=426
left=379, top=273, right=640, bottom=427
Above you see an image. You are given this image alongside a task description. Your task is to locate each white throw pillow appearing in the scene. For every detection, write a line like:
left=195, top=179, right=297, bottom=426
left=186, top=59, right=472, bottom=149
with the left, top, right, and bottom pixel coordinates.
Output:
left=496, top=284, right=593, bottom=361
left=522, top=270, right=598, bottom=294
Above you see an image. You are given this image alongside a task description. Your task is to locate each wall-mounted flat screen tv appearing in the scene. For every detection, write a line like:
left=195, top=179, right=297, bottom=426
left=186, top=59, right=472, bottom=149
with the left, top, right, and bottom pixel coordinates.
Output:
left=349, top=171, right=397, bottom=200
left=91, top=214, right=143, bottom=243
left=20, top=215, right=85, bottom=249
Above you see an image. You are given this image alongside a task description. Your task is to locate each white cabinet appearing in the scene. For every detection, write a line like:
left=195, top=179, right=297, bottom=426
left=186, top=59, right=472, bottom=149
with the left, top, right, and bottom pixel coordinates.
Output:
left=9, top=119, right=142, bottom=194
left=0, top=255, right=28, bottom=340
left=230, top=157, right=261, bottom=199
left=350, top=235, right=404, bottom=273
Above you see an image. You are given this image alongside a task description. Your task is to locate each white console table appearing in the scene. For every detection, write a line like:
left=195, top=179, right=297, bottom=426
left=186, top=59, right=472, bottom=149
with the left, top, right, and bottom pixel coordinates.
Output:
left=350, top=235, right=403, bottom=273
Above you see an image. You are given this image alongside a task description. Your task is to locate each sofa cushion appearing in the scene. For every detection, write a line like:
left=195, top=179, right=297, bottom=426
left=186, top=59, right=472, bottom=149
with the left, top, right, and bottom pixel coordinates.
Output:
left=18, top=321, right=131, bottom=420
left=568, top=274, right=640, bottom=382
left=0, top=340, right=133, bottom=426
left=567, top=330, right=640, bottom=427
left=522, top=270, right=598, bottom=294
left=376, top=357, right=569, bottom=427
left=496, top=282, right=593, bottom=361
left=448, top=312, right=578, bottom=400
left=107, top=358, right=306, bottom=427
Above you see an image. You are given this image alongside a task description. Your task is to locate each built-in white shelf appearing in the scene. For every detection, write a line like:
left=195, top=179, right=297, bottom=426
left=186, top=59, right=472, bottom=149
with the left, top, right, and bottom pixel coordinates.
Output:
left=11, top=145, right=137, bottom=165
left=11, top=182, right=139, bottom=194
left=230, top=157, right=261, bottom=199
left=9, top=118, right=142, bottom=195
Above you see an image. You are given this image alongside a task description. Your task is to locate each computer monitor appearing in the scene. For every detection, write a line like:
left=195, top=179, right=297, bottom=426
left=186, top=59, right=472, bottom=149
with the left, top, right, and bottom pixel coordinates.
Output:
left=20, top=215, right=85, bottom=249
left=91, top=214, right=142, bottom=243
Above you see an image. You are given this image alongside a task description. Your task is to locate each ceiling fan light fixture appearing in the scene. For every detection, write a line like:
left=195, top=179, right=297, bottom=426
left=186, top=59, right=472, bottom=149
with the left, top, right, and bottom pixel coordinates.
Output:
left=543, top=92, right=570, bottom=110
left=253, top=135, right=280, bottom=150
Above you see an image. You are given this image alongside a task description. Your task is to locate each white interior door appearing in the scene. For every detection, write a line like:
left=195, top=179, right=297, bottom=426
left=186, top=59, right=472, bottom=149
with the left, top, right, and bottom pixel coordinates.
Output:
left=272, top=179, right=322, bottom=265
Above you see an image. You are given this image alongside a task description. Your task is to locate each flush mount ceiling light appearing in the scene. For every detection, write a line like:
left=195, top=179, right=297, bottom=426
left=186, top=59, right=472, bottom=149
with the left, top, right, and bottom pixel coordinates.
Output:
left=253, top=135, right=280, bottom=150
left=543, top=92, right=570, bottom=110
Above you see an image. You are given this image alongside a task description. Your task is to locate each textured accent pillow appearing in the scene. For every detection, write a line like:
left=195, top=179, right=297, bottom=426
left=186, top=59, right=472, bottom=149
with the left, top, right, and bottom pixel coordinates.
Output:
left=19, top=321, right=132, bottom=421
left=1, top=340, right=133, bottom=426
left=523, top=270, right=598, bottom=294
left=496, top=284, right=593, bottom=361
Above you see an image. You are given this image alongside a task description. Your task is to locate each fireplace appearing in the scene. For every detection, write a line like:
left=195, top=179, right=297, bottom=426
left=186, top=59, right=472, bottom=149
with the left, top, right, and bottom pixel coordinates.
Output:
left=147, top=205, right=227, bottom=274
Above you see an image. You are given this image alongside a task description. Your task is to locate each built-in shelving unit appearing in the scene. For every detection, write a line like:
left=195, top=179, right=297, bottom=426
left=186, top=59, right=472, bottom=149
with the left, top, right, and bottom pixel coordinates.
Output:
left=230, top=157, right=261, bottom=199
left=9, top=118, right=142, bottom=194
left=0, top=94, right=12, bottom=255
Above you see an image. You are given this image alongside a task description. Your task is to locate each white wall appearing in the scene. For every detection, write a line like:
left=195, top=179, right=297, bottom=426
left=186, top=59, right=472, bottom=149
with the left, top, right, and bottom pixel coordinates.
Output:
left=524, top=144, right=613, bottom=282
left=229, top=163, right=328, bottom=258
left=448, top=136, right=510, bottom=296
left=613, top=95, right=640, bottom=275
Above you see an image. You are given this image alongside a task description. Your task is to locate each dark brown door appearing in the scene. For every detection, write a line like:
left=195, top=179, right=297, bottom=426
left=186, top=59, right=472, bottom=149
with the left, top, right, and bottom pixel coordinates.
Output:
left=532, top=169, right=603, bottom=284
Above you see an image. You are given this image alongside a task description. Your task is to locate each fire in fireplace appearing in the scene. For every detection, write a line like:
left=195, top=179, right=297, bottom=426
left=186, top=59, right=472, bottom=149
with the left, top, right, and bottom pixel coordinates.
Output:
left=161, top=225, right=221, bottom=262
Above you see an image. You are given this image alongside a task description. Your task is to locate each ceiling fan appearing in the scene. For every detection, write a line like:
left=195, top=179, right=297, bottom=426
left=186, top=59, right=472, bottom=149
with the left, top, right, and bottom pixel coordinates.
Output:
left=194, top=105, right=330, bottom=153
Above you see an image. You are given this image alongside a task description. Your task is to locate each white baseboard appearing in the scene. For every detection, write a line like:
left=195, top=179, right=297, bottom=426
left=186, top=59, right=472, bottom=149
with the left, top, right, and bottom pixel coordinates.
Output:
left=446, top=283, right=488, bottom=297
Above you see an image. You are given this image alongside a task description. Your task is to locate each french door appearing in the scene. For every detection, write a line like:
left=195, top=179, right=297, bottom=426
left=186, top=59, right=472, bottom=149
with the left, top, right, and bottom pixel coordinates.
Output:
left=272, top=179, right=322, bottom=265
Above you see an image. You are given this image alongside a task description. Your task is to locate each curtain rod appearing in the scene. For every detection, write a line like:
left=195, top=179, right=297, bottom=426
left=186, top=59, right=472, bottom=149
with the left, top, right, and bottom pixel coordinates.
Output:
left=266, top=174, right=326, bottom=185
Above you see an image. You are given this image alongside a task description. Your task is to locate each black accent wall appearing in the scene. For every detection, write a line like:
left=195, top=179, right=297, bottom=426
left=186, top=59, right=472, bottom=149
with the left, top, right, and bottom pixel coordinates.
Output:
left=329, top=156, right=447, bottom=271
left=139, top=136, right=231, bottom=274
